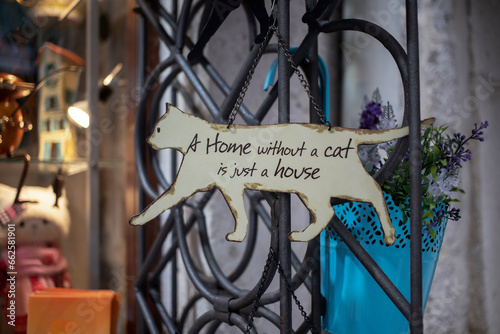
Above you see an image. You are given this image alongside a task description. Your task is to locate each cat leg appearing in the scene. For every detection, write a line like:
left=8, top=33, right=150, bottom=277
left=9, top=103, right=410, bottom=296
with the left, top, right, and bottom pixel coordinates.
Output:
left=188, top=0, right=242, bottom=63
left=365, top=187, right=396, bottom=245
left=343, top=177, right=396, bottom=245
left=289, top=193, right=334, bottom=242
left=302, top=0, right=333, bottom=24
left=244, top=0, right=269, bottom=43
left=130, top=173, right=213, bottom=226
left=221, top=189, right=249, bottom=242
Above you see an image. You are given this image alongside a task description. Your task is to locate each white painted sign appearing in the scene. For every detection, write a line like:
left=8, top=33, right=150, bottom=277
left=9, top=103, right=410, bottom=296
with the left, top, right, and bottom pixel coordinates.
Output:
left=130, top=104, right=433, bottom=244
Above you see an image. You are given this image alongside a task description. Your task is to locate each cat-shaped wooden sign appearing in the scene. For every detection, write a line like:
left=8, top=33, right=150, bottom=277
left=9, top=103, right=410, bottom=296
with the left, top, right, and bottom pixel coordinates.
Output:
left=130, top=104, right=433, bottom=245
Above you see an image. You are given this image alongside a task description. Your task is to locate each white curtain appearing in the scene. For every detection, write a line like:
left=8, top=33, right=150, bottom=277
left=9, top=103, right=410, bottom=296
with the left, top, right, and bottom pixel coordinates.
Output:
left=342, top=0, right=500, bottom=332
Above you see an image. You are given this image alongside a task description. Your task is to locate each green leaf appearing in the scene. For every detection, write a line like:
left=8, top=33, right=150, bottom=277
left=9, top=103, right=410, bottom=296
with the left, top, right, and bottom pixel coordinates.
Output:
left=430, top=165, right=438, bottom=180
left=429, top=227, right=436, bottom=238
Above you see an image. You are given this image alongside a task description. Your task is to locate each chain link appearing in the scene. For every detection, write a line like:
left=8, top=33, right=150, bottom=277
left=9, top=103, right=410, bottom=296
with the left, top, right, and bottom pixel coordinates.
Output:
left=236, top=14, right=324, bottom=334
left=227, top=26, right=275, bottom=128
left=270, top=25, right=330, bottom=130
left=227, top=22, right=330, bottom=130
left=270, top=248, right=319, bottom=334
left=244, top=248, right=274, bottom=334
left=244, top=247, right=319, bottom=334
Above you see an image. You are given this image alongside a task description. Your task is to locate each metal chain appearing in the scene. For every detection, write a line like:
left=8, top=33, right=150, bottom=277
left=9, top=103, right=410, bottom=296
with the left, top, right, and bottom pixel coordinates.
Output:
left=244, top=247, right=274, bottom=334
left=227, top=22, right=331, bottom=130
left=227, top=25, right=275, bottom=128
left=270, top=248, right=319, bottom=334
left=244, top=247, right=319, bottom=334
left=270, top=24, right=330, bottom=129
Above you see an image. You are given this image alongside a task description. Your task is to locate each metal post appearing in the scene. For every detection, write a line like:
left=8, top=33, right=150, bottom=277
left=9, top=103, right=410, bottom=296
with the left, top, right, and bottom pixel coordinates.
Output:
left=306, top=3, right=323, bottom=328
left=137, top=6, right=147, bottom=334
left=278, top=0, right=292, bottom=332
left=86, top=0, right=100, bottom=290
left=407, top=0, right=423, bottom=332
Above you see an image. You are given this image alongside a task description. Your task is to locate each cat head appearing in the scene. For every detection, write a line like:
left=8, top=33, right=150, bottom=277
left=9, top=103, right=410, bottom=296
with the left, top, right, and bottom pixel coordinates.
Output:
left=148, top=104, right=205, bottom=153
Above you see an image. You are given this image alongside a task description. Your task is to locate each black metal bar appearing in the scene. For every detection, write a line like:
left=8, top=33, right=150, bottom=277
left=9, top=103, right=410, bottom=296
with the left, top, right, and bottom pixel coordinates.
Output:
left=135, top=214, right=174, bottom=288
left=329, top=216, right=411, bottom=319
left=136, top=0, right=221, bottom=118
left=149, top=287, right=178, bottom=333
left=155, top=0, right=262, bottom=126
left=188, top=310, right=257, bottom=334
left=174, top=207, right=222, bottom=303
left=218, top=42, right=273, bottom=122
left=226, top=203, right=259, bottom=281
left=206, top=320, right=222, bottom=334
left=135, top=57, right=177, bottom=199
left=227, top=214, right=279, bottom=310
left=149, top=67, right=182, bottom=190
left=176, top=0, right=193, bottom=50
left=136, top=0, right=175, bottom=47
left=278, top=1, right=292, bottom=332
left=202, top=61, right=260, bottom=125
left=318, top=18, right=410, bottom=186
left=170, top=88, right=179, bottom=323
left=178, top=294, right=202, bottom=331
left=254, top=30, right=318, bottom=122
left=407, top=0, right=423, bottom=332
left=255, top=306, right=282, bottom=328
left=132, top=0, right=426, bottom=332
left=306, top=9, right=323, bottom=330
left=248, top=194, right=313, bottom=292
left=136, top=8, right=148, bottom=333
left=193, top=202, right=249, bottom=296
left=135, top=289, right=160, bottom=334
left=148, top=192, right=216, bottom=286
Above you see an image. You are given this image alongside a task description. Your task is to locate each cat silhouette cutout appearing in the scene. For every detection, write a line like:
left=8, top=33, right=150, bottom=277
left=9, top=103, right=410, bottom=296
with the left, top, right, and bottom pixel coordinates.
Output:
left=130, top=104, right=433, bottom=244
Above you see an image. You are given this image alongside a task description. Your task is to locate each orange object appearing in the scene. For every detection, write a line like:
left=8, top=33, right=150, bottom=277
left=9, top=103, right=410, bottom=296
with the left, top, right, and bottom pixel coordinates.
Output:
left=27, top=288, right=120, bottom=334
left=0, top=73, right=33, bottom=157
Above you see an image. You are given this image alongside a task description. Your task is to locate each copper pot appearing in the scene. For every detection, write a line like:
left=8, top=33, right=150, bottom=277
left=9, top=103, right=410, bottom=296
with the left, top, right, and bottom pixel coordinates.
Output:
left=0, top=73, right=33, bottom=156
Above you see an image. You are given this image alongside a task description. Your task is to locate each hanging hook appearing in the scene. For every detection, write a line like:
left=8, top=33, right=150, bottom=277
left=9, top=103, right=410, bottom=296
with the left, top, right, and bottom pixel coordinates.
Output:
left=269, top=0, right=279, bottom=29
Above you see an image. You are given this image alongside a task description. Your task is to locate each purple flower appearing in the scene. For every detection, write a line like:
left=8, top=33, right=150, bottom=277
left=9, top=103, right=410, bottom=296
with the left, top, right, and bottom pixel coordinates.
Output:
left=471, top=121, right=489, bottom=142
left=448, top=207, right=461, bottom=221
left=360, top=102, right=382, bottom=129
left=459, top=148, right=472, bottom=162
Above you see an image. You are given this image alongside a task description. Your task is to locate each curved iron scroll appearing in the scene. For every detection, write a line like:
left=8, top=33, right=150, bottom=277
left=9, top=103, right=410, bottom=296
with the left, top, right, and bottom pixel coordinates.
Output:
left=133, top=0, right=424, bottom=333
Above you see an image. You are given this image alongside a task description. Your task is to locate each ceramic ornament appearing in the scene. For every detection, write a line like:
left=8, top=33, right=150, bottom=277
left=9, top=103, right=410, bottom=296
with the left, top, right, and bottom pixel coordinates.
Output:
left=130, top=104, right=434, bottom=244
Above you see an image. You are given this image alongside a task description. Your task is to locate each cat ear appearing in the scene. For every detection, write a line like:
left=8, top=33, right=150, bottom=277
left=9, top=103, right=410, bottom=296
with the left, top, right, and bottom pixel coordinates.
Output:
left=166, top=104, right=184, bottom=115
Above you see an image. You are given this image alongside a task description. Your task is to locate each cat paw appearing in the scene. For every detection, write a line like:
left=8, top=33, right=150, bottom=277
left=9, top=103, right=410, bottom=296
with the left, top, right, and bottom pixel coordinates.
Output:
left=129, top=213, right=149, bottom=226
left=187, top=49, right=203, bottom=65
left=226, top=230, right=246, bottom=242
left=288, top=231, right=311, bottom=242
left=254, top=33, right=266, bottom=44
left=383, top=227, right=396, bottom=246
left=302, top=11, right=316, bottom=24
left=254, top=26, right=269, bottom=44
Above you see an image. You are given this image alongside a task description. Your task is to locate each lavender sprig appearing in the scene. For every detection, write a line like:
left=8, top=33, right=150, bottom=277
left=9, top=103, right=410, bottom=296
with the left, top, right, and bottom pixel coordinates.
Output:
left=358, top=90, right=487, bottom=235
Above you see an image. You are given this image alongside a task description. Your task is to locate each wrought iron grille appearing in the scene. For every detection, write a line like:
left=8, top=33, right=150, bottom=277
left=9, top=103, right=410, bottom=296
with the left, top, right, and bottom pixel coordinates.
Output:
left=133, top=0, right=424, bottom=333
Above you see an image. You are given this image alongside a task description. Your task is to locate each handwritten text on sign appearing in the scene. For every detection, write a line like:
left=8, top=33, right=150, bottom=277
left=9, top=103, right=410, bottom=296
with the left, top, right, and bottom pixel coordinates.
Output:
left=130, top=104, right=432, bottom=244
left=186, top=131, right=354, bottom=181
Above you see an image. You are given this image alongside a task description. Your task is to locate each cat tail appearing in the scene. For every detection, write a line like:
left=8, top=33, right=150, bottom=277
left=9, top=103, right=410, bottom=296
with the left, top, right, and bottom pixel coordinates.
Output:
left=354, top=118, right=435, bottom=145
